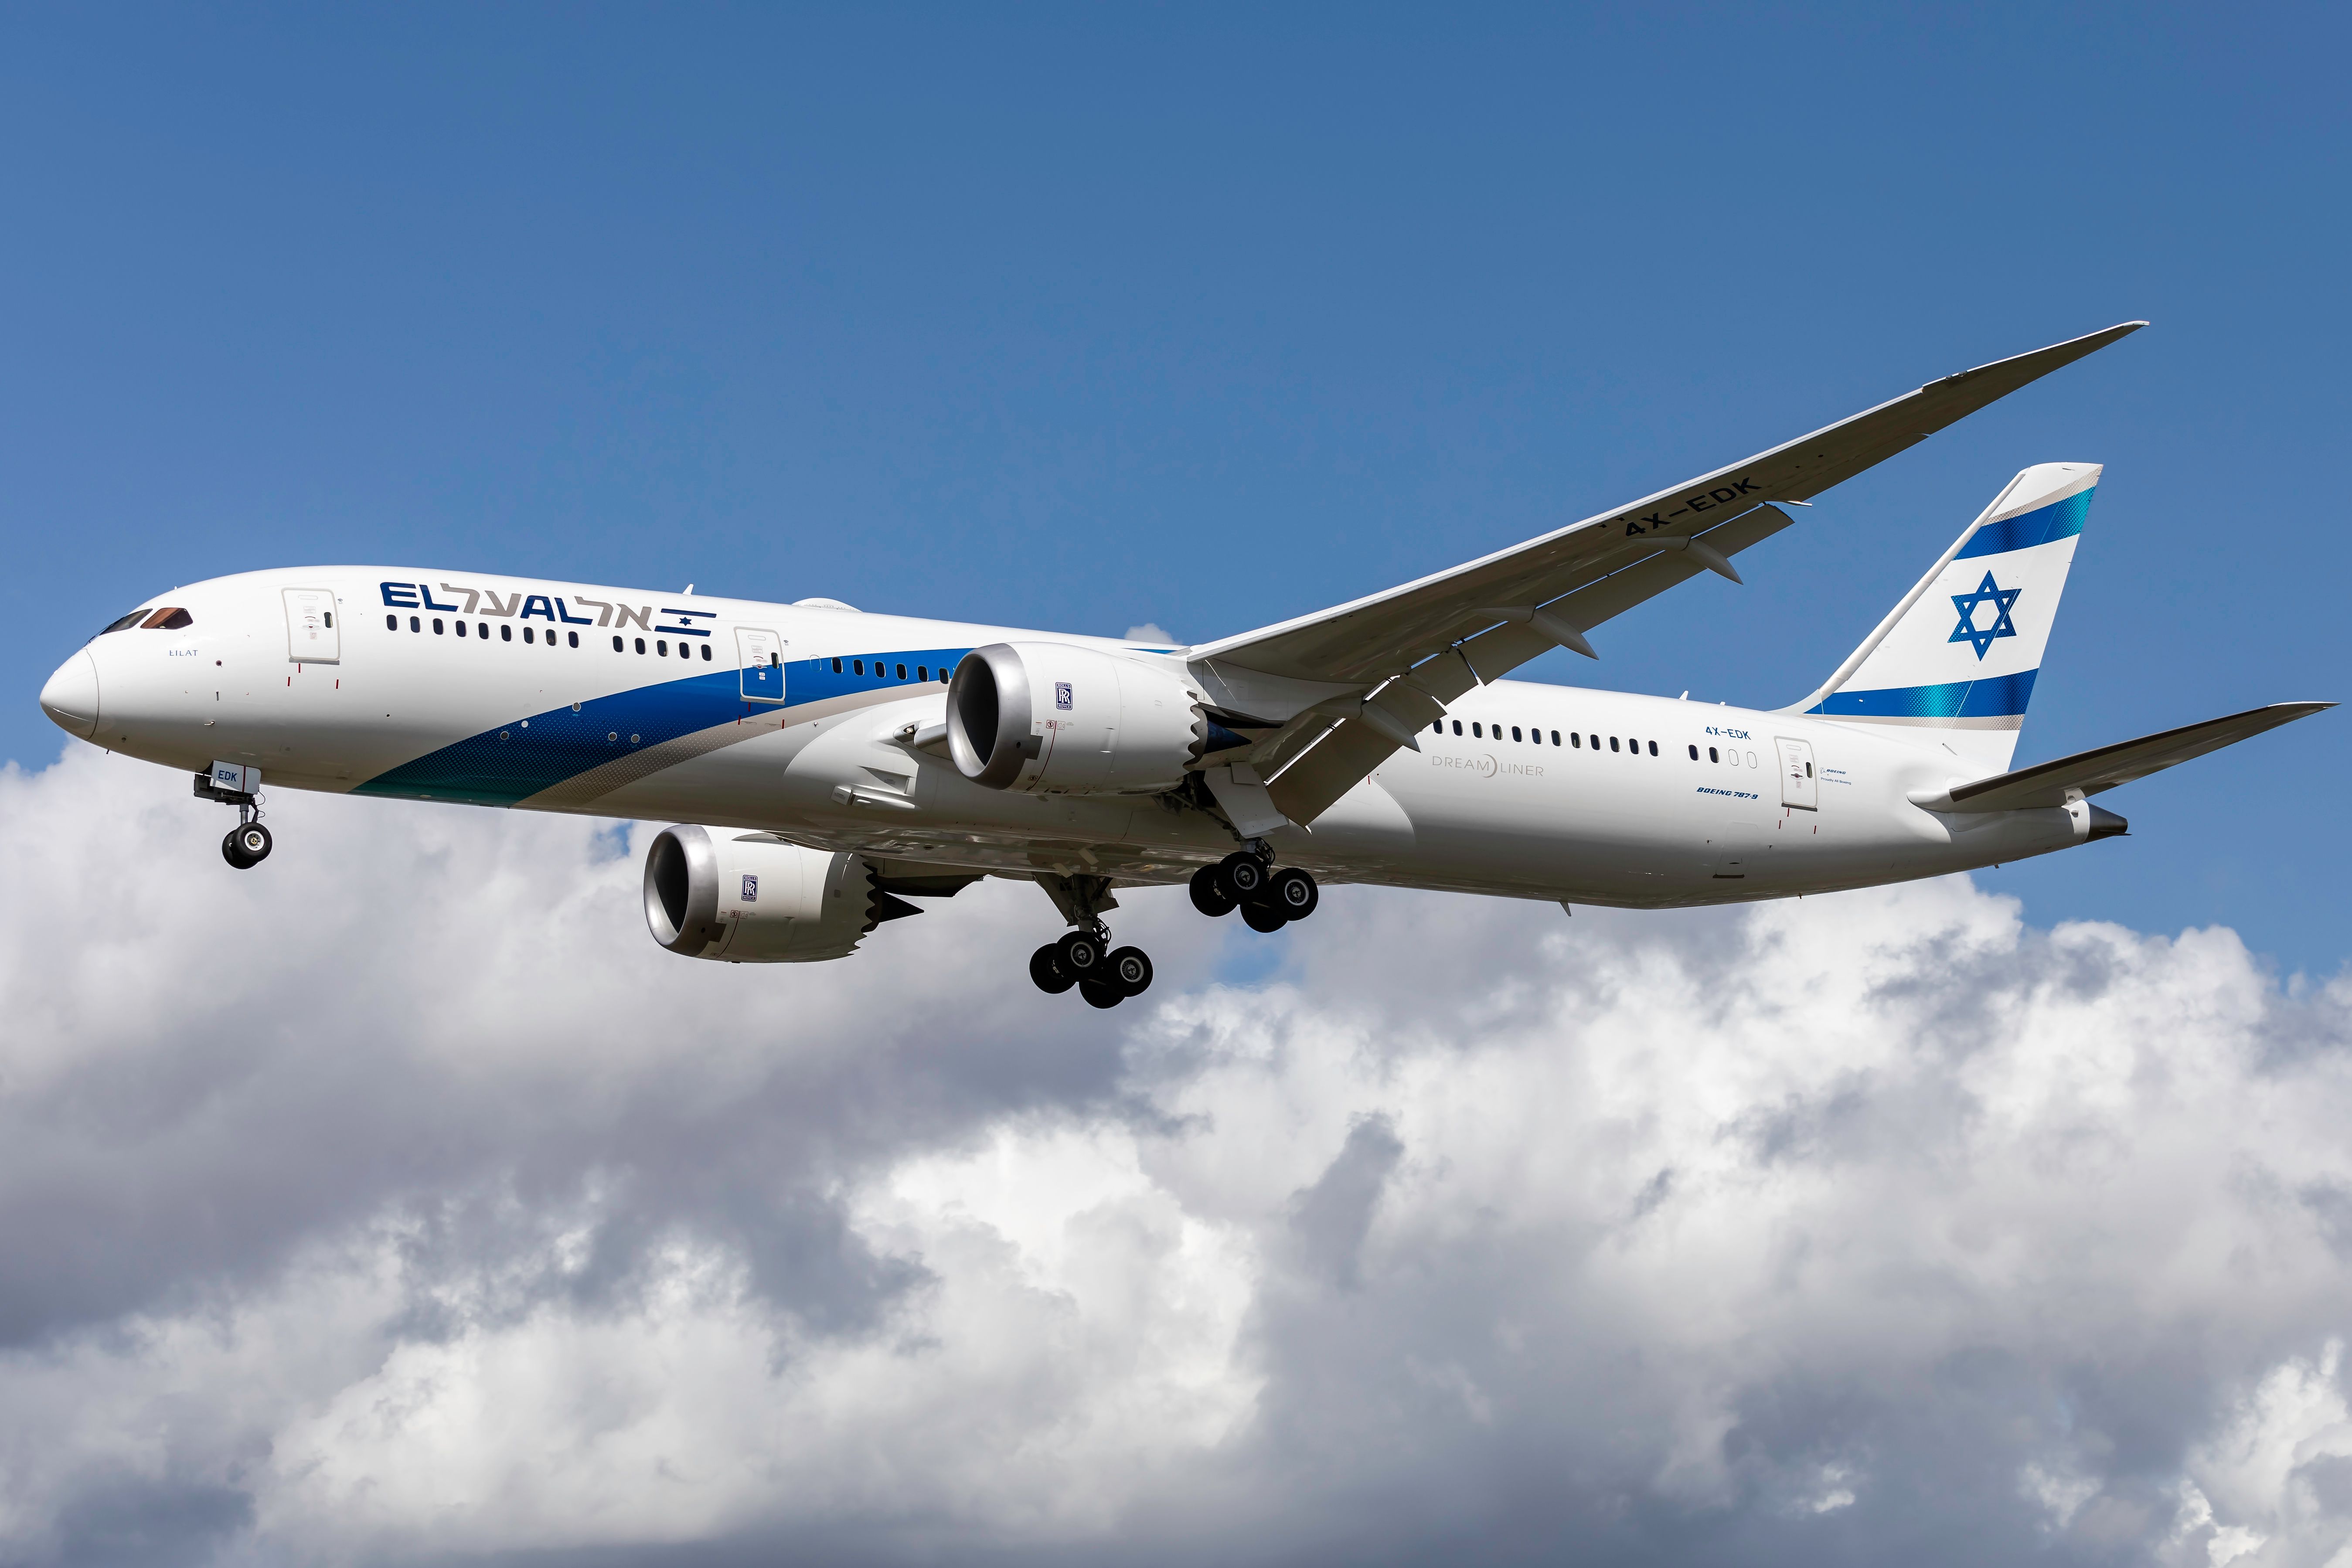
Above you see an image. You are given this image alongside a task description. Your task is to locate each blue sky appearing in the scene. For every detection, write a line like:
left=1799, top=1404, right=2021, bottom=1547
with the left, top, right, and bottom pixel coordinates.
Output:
left=3, top=3, right=2345, bottom=969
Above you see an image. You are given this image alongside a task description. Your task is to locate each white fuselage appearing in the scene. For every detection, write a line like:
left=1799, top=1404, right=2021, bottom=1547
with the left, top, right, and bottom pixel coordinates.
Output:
left=44, top=567, right=2095, bottom=908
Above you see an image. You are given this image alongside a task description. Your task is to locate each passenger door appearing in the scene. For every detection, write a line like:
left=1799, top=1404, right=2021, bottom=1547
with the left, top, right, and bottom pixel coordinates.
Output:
left=1775, top=736, right=1818, bottom=811
left=282, top=587, right=340, bottom=663
left=736, top=626, right=786, bottom=703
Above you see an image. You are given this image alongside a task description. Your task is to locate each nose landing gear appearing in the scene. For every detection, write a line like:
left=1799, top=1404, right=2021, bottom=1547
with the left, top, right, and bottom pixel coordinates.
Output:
left=223, top=821, right=273, bottom=870
left=195, top=766, right=272, bottom=870
left=1191, top=849, right=1317, bottom=931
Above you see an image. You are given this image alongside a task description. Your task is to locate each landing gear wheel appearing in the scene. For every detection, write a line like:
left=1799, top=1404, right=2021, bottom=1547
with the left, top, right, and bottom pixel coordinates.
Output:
left=1241, top=901, right=1288, bottom=933
left=222, top=822, right=272, bottom=869
left=1055, top=929, right=1106, bottom=979
left=1107, top=946, right=1154, bottom=997
left=1189, top=865, right=1237, bottom=918
left=1079, top=980, right=1125, bottom=1009
left=1266, top=866, right=1318, bottom=920
left=1217, top=850, right=1268, bottom=905
left=1029, top=943, right=1076, bottom=994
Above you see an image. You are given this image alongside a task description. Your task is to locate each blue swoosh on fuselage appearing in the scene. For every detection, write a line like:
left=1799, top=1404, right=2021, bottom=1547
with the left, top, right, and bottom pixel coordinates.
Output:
left=352, top=649, right=970, bottom=806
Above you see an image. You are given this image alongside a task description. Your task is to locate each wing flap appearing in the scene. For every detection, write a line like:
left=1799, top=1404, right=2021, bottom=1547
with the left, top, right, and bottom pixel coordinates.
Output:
left=1924, top=702, right=2334, bottom=813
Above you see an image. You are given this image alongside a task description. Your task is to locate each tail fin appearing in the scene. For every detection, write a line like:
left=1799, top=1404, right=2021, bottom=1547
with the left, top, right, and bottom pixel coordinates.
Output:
left=1787, top=463, right=2099, bottom=771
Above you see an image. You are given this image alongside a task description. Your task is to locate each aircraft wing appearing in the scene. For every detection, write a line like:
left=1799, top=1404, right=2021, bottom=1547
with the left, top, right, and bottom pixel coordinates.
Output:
left=1187, top=320, right=2148, bottom=827
left=1921, top=702, right=2335, bottom=813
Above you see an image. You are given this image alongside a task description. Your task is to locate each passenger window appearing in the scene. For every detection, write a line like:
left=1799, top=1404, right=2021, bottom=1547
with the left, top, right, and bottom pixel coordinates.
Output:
left=524, top=626, right=534, bottom=644
left=831, top=658, right=842, bottom=673
left=1452, top=720, right=1462, bottom=735
left=1688, top=745, right=1697, bottom=760
left=569, top=632, right=579, bottom=648
left=385, top=614, right=398, bottom=631
left=410, top=616, right=421, bottom=632
left=1648, top=741, right=1658, bottom=756
left=853, top=659, right=864, bottom=675
left=656, top=639, right=668, bottom=655
left=895, top=663, right=907, bottom=680
left=1709, top=746, right=1719, bottom=762
left=1571, top=732, right=1581, bottom=748
left=634, top=637, right=646, bottom=654
left=612, top=636, right=623, bottom=651
left=1550, top=731, right=1560, bottom=746
left=456, top=621, right=468, bottom=638
left=1806, top=762, right=1814, bottom=777
left=102, top=610, right=153, bottom=634
left=1430, top=721, right=1442, bottom=735
left=500, top=624, right=512, bottom=642
left=918, top=666, right=928, bottom=681
left=1472, top=722, right=1483, bottom=738
left=1609, top=736, right=1619, bottom=752
left=432, top=618, right=445, bottom=635
left=1511, top=726, right=1522, bottom=742
left=700, top=643, right=711, bottom=660
left=1588, top=734, right=1599, bottom=749
left=477, top=623, right=487, bottom=639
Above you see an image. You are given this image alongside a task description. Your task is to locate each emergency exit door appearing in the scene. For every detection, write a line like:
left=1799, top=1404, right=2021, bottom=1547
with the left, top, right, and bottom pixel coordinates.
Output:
left=736, top=627, right=786, bottom=702
left=1775, top=736, right=1818, bottom=810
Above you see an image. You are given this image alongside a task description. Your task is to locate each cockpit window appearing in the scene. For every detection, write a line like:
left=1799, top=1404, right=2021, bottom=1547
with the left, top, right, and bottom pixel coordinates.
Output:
left=141, top=607, right=193, bottom=629
left=102, top=609, right=153, bottom=634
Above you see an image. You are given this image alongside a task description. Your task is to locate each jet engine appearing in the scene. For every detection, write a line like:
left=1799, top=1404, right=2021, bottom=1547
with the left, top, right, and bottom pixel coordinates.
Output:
left=643, top=825, right=915, bottom=963
left=947, top=642, right=1245, bottom=794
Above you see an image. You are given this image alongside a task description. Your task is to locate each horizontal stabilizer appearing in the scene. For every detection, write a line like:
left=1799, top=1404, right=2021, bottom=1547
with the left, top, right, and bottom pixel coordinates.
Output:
left=1913, top=701, right=2333, bottom=813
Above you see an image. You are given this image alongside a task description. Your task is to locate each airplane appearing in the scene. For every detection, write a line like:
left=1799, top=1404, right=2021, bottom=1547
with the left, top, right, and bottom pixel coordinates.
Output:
left=35, top=321, right=2331, bottom=1008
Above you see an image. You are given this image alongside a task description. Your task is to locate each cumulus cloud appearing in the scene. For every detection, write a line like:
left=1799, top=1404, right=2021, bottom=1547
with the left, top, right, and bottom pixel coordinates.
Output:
left=1, top=746, right=2349, bottom=1565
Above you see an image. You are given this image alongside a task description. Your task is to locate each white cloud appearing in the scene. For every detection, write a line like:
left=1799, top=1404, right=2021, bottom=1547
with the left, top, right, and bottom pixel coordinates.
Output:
left=1123, top=623, right=1175, bottom=645
left=1, top=745, right=2350, bottom=1564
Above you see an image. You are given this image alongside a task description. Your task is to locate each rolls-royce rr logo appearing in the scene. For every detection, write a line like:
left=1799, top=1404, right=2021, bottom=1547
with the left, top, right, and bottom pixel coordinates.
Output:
left=1055, top=682, right=1072, bottom=710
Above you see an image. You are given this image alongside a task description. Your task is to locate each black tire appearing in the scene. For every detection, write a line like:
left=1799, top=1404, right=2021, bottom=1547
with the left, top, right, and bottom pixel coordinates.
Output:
left=1029, top=943, right=1075, bottom=994
left=1217, top=851, right=1267, bottom=905
left=1267, top=866, right=1318, bottom=920
left=1079, top=980, right=1125, bottom=1009
left=1241, top=901, right=1288, bottom=933
left=221, top=829, right=257, bottom=870
left=1055, top=929, right=1106, bottom=977
left=231, top=823, right=272, bottom=864
left=1189, top=864, right=1237, bottom=918
left=1107, top=945, right=1153, bottom=997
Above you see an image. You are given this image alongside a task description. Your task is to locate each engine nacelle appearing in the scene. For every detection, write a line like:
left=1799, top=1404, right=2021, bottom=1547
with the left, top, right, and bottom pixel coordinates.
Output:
left=643, top=825, right=893, bottom=963
left=946, top=642, right=1213, bottom=794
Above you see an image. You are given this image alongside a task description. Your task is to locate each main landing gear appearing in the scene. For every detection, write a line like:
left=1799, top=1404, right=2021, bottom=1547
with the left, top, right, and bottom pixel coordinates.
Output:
left=1029, top=926, right=1155, bottom=1009
left=194, top=769, right=272, bottom=870
left=1189, top=849, right=1317, bottom=932
left=1030, top=872, right=1154, bottom=1009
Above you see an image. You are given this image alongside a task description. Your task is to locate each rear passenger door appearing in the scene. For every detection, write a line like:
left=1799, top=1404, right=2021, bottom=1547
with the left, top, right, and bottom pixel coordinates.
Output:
left=736, top=627, right=786, bottom=703
left=1775, top=737, right=1817, bottom=810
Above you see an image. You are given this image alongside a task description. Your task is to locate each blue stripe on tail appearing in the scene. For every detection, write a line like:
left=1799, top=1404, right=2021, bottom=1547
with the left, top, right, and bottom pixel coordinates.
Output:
left=1954, top=490, right=2092, bottom=559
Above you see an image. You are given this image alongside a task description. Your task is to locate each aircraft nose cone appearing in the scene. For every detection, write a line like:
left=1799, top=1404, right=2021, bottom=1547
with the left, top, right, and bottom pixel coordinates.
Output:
left=39, top=650, right=100, bottom=739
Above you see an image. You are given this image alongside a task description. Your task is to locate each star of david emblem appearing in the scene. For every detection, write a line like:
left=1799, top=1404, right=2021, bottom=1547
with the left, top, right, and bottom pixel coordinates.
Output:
left=1948, top=571, right=2021, bottom=660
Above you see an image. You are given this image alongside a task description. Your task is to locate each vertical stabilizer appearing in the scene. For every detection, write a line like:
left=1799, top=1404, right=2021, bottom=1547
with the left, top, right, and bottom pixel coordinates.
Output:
left=1786, top=463, right=2099, bottom=772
